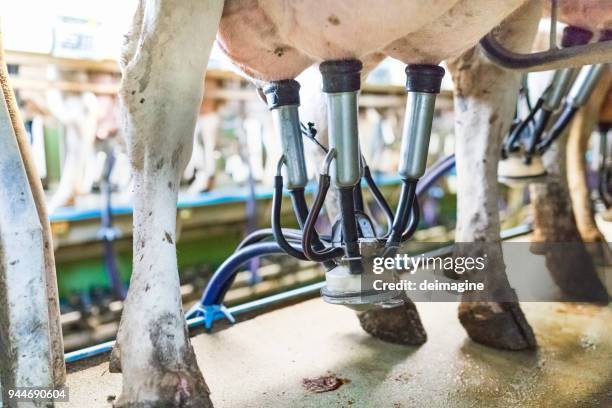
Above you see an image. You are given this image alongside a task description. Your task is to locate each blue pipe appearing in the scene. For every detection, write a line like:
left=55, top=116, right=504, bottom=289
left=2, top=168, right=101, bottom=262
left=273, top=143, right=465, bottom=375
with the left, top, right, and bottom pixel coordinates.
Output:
left=199, top=241, right=303, bottom=307
left=65, top=281, right=325, bottom=363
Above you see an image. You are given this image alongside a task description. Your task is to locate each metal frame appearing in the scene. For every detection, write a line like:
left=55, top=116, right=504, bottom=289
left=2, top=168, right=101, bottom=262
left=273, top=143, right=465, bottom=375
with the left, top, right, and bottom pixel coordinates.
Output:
left=480, top=1, right=612, bottom=72
left=480, top=34, right=612, bottom=72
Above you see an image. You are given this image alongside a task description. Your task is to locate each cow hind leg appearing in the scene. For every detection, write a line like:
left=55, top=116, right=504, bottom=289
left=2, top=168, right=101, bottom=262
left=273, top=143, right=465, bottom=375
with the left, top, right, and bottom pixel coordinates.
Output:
left=447, top=2, right=541, bottom=350
left=112, top=1, right=223, bottom=407
left=530, top=126, right=609, bottom=302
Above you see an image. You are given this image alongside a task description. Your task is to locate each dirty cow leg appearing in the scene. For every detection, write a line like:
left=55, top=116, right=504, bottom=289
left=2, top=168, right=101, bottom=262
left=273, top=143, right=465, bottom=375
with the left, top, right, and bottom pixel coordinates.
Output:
left=530, top=120, right=609, bottom=302
left=450, top=53, right=536, bottom=350
left=447, top=3, right=541, bottom=350
left=111, top=1, right=223, bottom=407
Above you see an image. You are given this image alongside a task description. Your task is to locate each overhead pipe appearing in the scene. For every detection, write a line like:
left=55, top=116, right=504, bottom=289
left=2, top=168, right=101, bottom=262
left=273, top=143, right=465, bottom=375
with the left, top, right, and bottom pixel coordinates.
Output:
left=480, top=32, right=612, bottom=72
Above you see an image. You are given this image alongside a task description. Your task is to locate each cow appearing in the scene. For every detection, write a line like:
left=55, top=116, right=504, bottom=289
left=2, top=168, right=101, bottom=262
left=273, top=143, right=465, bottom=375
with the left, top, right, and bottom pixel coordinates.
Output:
left=107, top=0, right=612, bottom=406
left=44, top=68, right=99, bottom=213
left=2, top=0, right=612, bottom=406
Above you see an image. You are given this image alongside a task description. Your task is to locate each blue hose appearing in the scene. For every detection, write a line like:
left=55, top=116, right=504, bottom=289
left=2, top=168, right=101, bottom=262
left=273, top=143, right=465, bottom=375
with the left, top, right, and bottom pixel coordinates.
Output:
left=199, top=241, right=302, bottom=307
left=417, top=154, right=455, bottom=196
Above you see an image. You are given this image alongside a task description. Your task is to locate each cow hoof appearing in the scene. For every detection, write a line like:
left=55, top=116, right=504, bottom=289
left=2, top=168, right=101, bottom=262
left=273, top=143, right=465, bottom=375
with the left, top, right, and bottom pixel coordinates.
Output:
left=529, top=242, right=547, bottom=255
left=459, top=301, right=537, bottom=350
left=113, top=371, right=213, bottom=408
left=357, top=299, right=427, bottom=345
left=545, top=250, right=609, bottom=303
left=113, top=397, right=213, bottom=408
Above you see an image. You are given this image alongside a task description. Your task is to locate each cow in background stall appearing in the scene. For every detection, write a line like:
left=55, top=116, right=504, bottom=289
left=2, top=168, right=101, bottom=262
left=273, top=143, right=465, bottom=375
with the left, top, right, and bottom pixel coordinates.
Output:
left=183, top=78, right=222, bottom=194
left=44, top=67, right=99, bottom=212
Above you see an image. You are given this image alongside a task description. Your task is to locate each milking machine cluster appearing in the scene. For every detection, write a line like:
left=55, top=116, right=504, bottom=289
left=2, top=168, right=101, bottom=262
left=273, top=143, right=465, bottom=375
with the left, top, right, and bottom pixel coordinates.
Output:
left=186, top=60, right=447, bottom=327
left=498, top=26, right=608, bottom=185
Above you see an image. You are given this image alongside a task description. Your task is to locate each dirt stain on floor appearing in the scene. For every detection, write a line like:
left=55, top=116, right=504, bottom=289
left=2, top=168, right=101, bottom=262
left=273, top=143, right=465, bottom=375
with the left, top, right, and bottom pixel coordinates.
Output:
left=302, top=373, right=350, bottom=393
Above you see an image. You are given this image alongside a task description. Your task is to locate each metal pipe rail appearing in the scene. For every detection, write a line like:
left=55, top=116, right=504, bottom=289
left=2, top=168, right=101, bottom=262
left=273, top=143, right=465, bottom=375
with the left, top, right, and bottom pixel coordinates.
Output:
left=480, top=34, right=612, bottom=72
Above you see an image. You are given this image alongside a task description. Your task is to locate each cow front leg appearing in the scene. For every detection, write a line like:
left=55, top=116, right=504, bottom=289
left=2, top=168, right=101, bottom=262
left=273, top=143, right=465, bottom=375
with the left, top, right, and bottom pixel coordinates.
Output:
left=112, top=1, right=223, bottom=407
left=449, top=53, right=536, bottom=350
left=447, top=2, right=540, bottom=350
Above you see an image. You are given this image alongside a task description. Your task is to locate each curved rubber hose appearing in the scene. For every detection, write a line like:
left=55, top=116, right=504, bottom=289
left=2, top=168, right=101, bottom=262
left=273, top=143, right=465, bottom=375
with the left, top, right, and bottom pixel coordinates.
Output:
left=503, top=98, right=544, bottom=156
left=385, top=178, right=418, bottom=248
left=302, top=174, right=344, bottom=262
left=237, top=228, right=305, bottom=250
left=239, top=154, right=455, bottom=251
left=353, top=182, right=365, bottom=212
left=290, top=189, right=310, bottom=229
left=290, top=189, right=337, bottom=269
left=401, top=194, right=420, bottom=242
left=363, top=165, right=394, bottom=235
left=537, top=104, right=578, bottom=153
left=272, top=175, right=308, bottom=260
left=416, top=154, right=455, bottom=196
left=526, top=108, right=552, bottom=157
left=201, top=242, right=302, bottom=305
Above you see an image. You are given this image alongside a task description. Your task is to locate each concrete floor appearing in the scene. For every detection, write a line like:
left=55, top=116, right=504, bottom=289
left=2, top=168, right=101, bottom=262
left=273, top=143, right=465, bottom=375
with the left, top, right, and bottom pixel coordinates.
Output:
left=66, top=299, right=612, bottom=407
